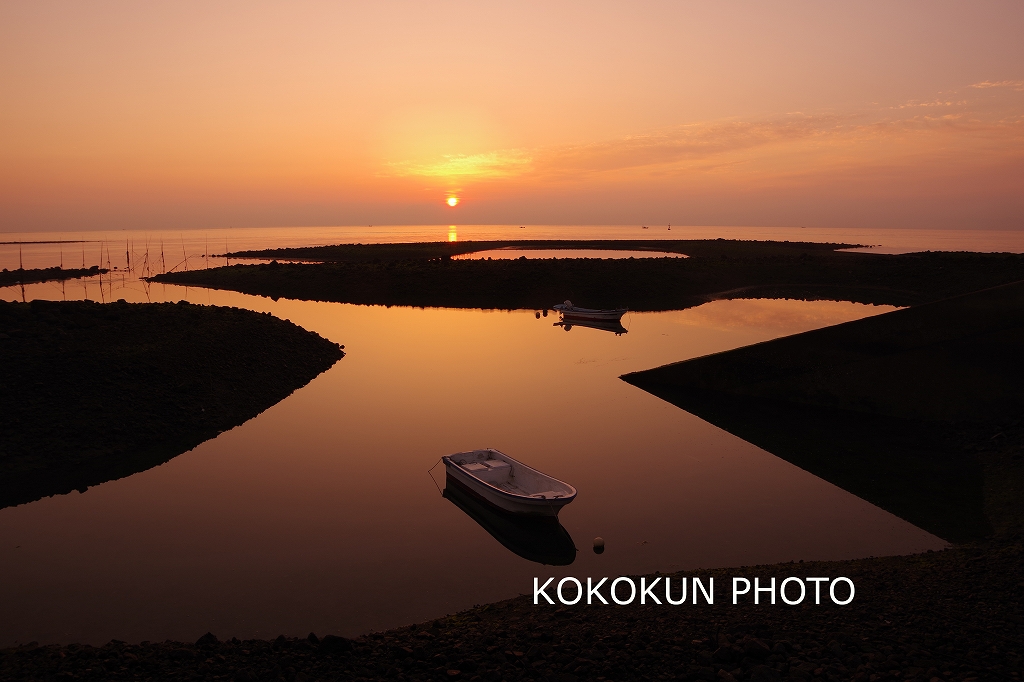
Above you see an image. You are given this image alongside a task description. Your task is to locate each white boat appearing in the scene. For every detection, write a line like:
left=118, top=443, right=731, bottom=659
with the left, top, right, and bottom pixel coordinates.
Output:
left=554, top=318, right=628, bottom=335
left=552, top=300, right=627, bottom=322
left=442, top=449, right=577, bottom=516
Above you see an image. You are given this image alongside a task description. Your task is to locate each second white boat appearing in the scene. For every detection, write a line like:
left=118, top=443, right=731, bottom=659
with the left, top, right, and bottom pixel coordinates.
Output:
left=552, top=300, right=627, bottom=322
left=442, top=449, right=577, bottom=516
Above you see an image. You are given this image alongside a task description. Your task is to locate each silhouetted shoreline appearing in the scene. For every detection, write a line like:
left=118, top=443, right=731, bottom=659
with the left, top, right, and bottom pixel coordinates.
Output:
left=0, top=299, right=343, bottom=509
left=219, top=239, right=853, bottom=263
left=623, top=280, right=1024, bottom=544
left=0, top=265, right=107, bottom=287
left=151, top=240, right=1024, bottom=312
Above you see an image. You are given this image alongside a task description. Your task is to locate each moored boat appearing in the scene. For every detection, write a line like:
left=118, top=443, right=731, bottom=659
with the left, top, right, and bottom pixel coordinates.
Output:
left=552, top=300, right=627, bottom=322
left=442, top=449, right=577, bottom=516
left=554, top=318, right=628, bottom=335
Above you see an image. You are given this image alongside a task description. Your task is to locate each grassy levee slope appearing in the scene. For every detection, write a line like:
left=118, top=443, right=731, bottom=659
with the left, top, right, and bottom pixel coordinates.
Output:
left=623, top=280, right=1024, bottom=543
left=0, top=299, right=344, bottom=509
left=152, top=242, right=1024, bottom=312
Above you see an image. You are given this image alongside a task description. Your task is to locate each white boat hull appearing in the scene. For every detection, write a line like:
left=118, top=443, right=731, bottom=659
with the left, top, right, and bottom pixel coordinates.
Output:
left=442, top=449, right=576, bottom=517
left=553, top=302, right=627, bottom=322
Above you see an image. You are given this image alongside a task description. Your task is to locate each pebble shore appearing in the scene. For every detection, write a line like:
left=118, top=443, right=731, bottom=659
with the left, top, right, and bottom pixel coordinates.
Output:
left=3, top=539, right=1021, bottom=681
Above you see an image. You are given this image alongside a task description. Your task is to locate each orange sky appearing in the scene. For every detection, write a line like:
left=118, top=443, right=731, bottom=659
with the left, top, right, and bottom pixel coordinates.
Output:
left=1, top=1, right=1022, bottom=232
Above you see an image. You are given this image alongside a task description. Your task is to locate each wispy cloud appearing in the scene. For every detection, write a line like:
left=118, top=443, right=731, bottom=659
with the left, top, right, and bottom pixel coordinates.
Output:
left=529, top=116, right=845, bottom=177
left=384, top=86, right=1024, bottom=185
left=895, top=99, right=968, bottom=108
left=381, top=150, right=532, bottom=179
left=969, top=80, right=1024, bottom=91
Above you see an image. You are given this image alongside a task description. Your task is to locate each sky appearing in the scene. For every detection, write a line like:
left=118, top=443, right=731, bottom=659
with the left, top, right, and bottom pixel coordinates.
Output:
left=1, top=1, right=1022, bottom=232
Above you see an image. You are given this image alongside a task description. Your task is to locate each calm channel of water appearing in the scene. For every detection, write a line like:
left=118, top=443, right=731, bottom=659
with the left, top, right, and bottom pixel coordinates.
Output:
left=0, top=260, right=945, bottom=646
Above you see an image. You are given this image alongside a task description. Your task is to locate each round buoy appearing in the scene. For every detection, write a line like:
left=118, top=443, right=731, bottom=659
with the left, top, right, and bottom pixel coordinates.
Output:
left=593, top=537, right=605, bottom=554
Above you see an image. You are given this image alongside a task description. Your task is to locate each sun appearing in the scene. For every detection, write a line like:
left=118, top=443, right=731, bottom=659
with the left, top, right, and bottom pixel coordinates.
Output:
left=447, top=196, right=459, bottom=207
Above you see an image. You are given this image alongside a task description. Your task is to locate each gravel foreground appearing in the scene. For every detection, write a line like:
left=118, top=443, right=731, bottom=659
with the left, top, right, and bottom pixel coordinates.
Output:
left=4, top=538, right=1021, bottom=682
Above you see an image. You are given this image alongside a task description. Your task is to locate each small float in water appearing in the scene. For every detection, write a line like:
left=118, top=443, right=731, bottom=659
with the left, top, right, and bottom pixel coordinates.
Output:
left=552, top=300, right=627, bottom=323
left=442, top=449, right=576, bottom=517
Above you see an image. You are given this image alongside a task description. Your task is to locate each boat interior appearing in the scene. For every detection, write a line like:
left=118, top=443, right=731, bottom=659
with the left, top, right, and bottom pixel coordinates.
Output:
left=450, top=450, right=574, bottom=500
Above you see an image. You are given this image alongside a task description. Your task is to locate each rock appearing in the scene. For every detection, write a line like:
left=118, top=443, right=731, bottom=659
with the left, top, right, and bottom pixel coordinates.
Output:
left=318, top=634, right=354, bottom=654
left=696, top=667, right=717, bottom=681
left=195, top=632, right=219, bottom=647
left=744, top=638, right=771, bottom=659
left=750, top=664, right=780, bottom=682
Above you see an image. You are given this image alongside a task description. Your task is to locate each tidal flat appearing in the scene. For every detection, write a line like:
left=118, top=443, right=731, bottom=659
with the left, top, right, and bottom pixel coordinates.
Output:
left=151, top=240, right=1024, bottom=311
left=0, top=266, right=108, bottom=287
left=0, top=299, right=343, bottom=509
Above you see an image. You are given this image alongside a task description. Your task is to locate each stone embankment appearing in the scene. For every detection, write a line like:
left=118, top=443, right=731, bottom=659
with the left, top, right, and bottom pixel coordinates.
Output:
left=0, top=299, right=343, bottom=509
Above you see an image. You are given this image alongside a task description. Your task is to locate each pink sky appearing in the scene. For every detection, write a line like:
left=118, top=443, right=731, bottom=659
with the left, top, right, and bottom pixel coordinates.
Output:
left=1, top=1, right=1022, bottom=232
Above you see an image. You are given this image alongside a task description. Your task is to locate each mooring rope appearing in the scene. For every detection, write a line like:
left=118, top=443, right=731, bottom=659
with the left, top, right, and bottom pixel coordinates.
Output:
left=427, top=458, right=444, bottom=495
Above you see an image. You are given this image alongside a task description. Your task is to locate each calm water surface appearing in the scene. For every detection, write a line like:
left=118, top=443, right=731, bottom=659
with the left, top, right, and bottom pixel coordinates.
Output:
left=453, top=249, right=686, bottom=260
left=0, top=273, right=944, bottom=647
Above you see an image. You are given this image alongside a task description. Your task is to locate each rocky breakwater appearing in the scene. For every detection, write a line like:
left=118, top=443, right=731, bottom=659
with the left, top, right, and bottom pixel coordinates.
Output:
left=0, top=299, right=344, bottom=509
left=623, top=279, right=1024, bottom=544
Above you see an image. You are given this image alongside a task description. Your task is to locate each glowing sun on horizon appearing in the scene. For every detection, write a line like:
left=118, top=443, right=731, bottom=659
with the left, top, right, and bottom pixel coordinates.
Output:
left=447, top=196, right=459, bottom=207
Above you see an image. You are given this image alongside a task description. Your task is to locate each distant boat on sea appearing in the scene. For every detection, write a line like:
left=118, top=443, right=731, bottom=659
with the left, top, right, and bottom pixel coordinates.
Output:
left=553, top=300, right=627, bottom=323
left=443, top=449, right=576, bottom=517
